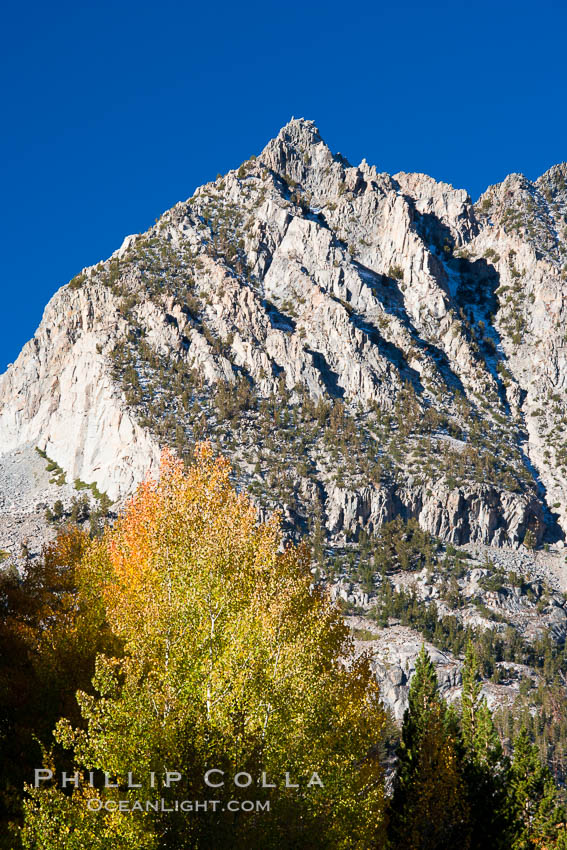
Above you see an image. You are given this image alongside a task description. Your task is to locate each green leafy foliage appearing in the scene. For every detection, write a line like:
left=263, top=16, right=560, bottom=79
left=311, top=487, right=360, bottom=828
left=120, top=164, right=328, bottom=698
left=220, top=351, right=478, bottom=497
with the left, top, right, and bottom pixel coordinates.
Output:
left=20, top=447, right=387, bottom=849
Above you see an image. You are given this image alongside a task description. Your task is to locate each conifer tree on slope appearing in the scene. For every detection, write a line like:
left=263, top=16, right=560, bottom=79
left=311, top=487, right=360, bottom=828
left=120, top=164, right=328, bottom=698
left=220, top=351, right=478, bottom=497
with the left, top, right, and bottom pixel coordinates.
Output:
left=508, top=726, right=567, bottom=850
left=386, top=644, right=469, bottom=850
left=460, top=640, right=510, bottom=849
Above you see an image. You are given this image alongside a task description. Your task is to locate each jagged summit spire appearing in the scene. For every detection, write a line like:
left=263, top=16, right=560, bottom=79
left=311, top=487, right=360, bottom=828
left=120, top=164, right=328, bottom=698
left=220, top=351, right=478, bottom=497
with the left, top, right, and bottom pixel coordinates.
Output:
left=271, top=117, right=323, bottom=146
left=536, top=161, right=567, bottom=204
left=260, top=118, right=326, bottom=163
left=259, top=118, right=343, bottom=188
left=537, top=161, right=567, bottom=183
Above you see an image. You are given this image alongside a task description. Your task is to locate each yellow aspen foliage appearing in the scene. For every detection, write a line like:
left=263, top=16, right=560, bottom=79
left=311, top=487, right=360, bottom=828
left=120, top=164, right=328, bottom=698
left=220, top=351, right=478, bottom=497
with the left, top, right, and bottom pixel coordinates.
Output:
left=1, top=526, right=114, bottom=844
left=22, top=444, right=387, bottom=849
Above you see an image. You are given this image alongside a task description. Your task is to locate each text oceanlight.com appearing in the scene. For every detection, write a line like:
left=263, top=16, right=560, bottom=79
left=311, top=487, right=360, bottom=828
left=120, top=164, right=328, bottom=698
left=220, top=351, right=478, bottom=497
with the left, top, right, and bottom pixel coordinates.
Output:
left=32, top=770, right=325, bottom=815
left=86, top=799, right=271, bottom=813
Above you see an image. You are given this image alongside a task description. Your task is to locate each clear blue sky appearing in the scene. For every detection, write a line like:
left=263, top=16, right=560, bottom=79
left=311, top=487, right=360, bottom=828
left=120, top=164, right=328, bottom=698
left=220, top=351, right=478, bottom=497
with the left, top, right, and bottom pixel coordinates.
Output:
left=1, top=0, right=565, bottom=372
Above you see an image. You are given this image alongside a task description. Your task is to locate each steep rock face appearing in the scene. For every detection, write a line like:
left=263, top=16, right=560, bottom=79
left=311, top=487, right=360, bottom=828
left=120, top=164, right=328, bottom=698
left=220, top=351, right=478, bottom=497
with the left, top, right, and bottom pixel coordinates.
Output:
left=353, top=623, right=463, bottom=722
left=326, top=480, right=544, bottom=547
left=0, top=118, right=565, bottom=549
left=470, top=165, right=567, bottom=532
left=0, top=285, right=160, bottom=500
left=349, top=618, right=529, bottom=722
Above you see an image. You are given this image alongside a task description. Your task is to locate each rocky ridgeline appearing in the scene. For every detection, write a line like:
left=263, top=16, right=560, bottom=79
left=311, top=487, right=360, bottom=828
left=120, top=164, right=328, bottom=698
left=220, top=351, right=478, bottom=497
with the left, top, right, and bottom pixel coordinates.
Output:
left=2, top=120, right=567, bottom=750
left=1, top=118, right=566, bottom=558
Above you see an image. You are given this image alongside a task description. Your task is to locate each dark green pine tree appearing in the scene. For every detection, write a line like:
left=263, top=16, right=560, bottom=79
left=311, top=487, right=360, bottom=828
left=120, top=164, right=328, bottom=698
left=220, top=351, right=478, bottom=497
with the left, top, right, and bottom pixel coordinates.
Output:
left=460, top=640, right=511, bottom=849
left=508, top=726, right=566, bottom=850
left=386, top=645, right=470, bottom=850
